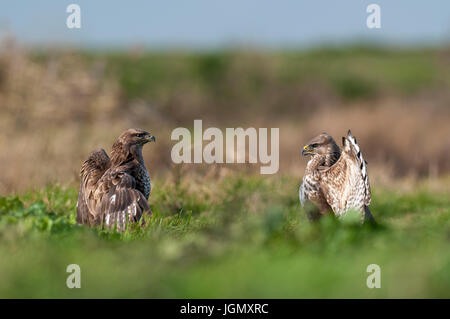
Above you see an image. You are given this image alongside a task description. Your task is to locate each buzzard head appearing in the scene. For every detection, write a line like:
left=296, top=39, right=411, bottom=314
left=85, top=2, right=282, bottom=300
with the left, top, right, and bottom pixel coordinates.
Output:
left=302, top=133, right=339, bottom=158
left=119, top=128, right=156, bottom=146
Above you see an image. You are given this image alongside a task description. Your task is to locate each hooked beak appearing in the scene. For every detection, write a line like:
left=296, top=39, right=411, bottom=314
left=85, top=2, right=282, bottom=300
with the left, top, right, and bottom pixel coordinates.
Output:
left=145, top=134, right=156, bottom=143
left=302, top=145, right=313, bottom=156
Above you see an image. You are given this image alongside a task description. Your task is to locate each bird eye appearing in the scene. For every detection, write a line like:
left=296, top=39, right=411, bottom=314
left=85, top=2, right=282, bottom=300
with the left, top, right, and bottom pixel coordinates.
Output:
left=311, top=143, right=319, bottom=148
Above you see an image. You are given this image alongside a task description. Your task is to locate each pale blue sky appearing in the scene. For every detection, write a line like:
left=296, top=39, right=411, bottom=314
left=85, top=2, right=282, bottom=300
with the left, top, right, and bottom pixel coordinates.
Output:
left=1, top=0, right=449, bottom=49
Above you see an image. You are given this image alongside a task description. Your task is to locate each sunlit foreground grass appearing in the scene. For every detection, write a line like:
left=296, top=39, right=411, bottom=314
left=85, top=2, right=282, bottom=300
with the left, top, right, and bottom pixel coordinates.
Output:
left=0, top=175, right=449, bottom=298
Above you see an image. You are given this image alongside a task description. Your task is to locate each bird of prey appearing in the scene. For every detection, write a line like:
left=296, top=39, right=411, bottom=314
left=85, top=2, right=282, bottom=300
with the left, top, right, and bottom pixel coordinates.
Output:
left=299, top=130, right=375, bottom=223
left=76, top=128, right=155, bottom=231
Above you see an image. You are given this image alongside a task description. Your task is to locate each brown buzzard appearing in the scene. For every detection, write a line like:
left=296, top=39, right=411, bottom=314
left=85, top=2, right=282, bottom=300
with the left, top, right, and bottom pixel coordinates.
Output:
left=299, top=130, right=375, bottom=223
left=76, top=128, right=155, bottom=231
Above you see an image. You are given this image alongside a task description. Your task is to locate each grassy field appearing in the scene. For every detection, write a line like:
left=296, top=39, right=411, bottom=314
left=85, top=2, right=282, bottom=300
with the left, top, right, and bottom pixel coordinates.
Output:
left=0, top=175, right=449, bottom=298
left=1, top=43, right=449, bottom=297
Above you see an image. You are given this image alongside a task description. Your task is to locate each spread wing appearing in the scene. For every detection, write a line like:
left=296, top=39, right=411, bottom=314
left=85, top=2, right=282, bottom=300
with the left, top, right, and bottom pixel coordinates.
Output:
left=77, top=149, right=111, bottom=226
left=97, top=166, right=150, bottom=231
left=77, top=150, right=150, bottom=231
left=319, top=130, right=371, bottom=219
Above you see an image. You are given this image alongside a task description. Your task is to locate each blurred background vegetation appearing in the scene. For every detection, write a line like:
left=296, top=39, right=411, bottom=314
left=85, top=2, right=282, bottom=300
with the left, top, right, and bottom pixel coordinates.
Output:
left=0, top=37, right=449, bottom=193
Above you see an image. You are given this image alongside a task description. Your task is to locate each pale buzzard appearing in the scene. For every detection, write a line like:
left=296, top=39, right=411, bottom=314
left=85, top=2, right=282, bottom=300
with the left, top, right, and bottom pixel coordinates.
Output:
left=77, top=128, right=155, bottom=231
left=299, top=130, right=375, bottom=223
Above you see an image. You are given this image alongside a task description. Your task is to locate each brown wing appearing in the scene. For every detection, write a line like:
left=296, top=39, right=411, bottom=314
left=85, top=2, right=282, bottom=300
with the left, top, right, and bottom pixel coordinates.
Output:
left=319, top=131, right=370, bottom=219
left=77, top=148, right=111, bottom=226
left=97, top=165, right=150, bottom=231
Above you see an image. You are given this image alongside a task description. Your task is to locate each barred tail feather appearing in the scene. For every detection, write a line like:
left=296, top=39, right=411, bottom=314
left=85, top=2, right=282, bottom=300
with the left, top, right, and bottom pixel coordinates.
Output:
left=346, top=130, right=371, bottom=206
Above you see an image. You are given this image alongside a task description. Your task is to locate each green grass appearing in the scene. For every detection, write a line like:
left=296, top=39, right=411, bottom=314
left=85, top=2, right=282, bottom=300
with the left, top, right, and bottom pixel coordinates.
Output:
left=0, top=175, right=449, bottom=298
